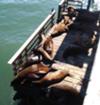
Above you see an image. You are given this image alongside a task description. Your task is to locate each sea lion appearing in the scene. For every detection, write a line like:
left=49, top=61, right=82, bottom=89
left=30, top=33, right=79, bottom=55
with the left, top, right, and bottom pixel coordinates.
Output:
left=62, top=6, right=78, bottom=21
left=48, top=16, right=73, bottom=38
left=37, top=34, right=54, bottom=60
left=12, top=34, right=54, bottom=81
left=33, top=69, right=69, bottom=83
left=75, top=31, right=97, bottom=50
left=14, top=63, right=49, bottom=80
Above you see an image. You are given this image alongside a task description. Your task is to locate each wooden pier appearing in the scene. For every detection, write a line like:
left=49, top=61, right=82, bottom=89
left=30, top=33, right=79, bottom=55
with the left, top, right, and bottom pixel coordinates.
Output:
left=8, top=0, right=100, bottom=105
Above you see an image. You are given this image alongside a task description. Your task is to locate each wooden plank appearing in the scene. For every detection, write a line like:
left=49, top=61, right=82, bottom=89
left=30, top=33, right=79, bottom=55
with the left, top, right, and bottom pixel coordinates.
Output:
left=8, top=10, right=56, bottom=65
left=49, top=80, right=81, bottom=94
left=51, top=62, right=85, bottom=78
left=52, top=33, right=67, bottom=58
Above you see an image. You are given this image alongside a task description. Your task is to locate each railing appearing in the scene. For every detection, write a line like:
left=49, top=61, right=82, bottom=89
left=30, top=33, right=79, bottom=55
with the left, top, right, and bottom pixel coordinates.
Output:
left=68, top=0, right=83, bottom=9
left=8, top=10, right=56, bottom=72
left=57, top=0, right=67, bottom=22
left=57, top=0, right=83, bottom=22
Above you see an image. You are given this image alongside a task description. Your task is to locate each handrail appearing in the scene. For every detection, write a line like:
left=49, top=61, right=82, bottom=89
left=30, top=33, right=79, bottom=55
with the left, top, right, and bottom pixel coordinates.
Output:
left=8, top=10, right=56, bottom=65
left=59, top=0, right=66, bottom=6
left=57, top=0, right=67, bottom=22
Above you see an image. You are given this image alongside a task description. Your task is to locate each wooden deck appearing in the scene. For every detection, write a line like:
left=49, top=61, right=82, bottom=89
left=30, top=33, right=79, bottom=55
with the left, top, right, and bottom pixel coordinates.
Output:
left=52, top=33, right=67, bottom=58
left=50, top=28, right=99, bottom=96
left=7, top=0, right=100, bottom=104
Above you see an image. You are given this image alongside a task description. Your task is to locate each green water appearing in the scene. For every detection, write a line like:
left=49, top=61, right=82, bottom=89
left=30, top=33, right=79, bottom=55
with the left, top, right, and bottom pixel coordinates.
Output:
left=0, top=0, right=60, bottom=105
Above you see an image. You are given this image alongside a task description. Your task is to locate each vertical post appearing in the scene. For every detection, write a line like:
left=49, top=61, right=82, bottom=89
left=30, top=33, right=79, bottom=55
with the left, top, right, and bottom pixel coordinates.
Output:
left=51, top=8, right=55, bottom=26
left=87, top=0, right=91, bottom=10
left=57, top=5, right=61, bottom=23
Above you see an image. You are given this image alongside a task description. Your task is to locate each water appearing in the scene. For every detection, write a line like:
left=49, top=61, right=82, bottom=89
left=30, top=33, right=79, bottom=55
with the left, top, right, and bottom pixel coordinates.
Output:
left=0, top=0, right=60, bottom=105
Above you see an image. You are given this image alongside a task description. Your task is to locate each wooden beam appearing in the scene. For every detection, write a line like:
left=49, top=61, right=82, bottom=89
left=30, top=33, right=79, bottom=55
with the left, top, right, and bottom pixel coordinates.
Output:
left=51, top=62, right=85, bottom=78
left=49, top=80, right=81, bottom=94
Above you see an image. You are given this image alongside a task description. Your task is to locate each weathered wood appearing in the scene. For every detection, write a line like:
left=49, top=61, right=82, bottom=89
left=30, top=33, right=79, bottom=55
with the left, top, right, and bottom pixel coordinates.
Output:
left=52, top=33, right=67, bottom=58
left=51, top=62, right=85, bottom=78
left=64, top=76, right=82, bottom=85
left=49, top=80, right=81, bottom=94
left=70, top=73, right=82, bottom=81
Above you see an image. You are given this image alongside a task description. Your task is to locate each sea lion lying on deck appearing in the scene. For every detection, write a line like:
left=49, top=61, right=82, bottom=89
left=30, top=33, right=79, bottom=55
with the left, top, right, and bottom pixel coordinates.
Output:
left=33, top=61, right=84, bottom=84
left=37, top=34, right=54, bottom=60
left=14, top=63, right=49, bottom=80
left=11, top=35, right=55, bottom=85
left=11, top=63, right=51, bottom=88
left=62, top=6, right=78, bottom=21
left=75, top=31, right=97, bottom=50
left=33, top=69, right=69, bottom=84
left=67, top=6, right=78, bottom=20
left=49, top=16, right=73, bottom=38
left=11, top=62, right=50, bottom=87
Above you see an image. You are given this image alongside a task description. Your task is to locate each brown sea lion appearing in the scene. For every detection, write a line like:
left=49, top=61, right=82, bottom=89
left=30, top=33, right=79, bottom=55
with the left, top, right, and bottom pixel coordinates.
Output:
left=75, top=31, right=97, bottom=50
left=62, top=6, right=78, bottom=21
left=33, top=69, right=69, bottom=83
left=12, top=34, right=55, bottom=81
left=48, top=16, right=73, bottom=38
left=38, top=34, right=54, bottom=60
left=14, top=63, right=49, bottom=80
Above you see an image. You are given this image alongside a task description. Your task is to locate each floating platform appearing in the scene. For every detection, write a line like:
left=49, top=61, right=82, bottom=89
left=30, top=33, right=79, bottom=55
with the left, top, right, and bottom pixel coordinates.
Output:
left=8, top=0, right=100, bottom=105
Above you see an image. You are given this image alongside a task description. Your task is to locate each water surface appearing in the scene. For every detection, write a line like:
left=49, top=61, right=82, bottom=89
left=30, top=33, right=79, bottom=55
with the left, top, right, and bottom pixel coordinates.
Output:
left=0, top=0, right=60, bottom=105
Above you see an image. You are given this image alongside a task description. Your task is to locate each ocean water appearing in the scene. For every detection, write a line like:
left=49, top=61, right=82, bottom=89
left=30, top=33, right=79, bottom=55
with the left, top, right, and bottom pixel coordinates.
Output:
left=0, top=0, right=60, bottom=105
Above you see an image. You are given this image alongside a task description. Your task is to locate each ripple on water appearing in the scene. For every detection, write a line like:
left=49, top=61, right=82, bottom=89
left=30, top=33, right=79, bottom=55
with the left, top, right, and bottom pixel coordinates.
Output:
left=0, top=1, right=60, bottom=105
